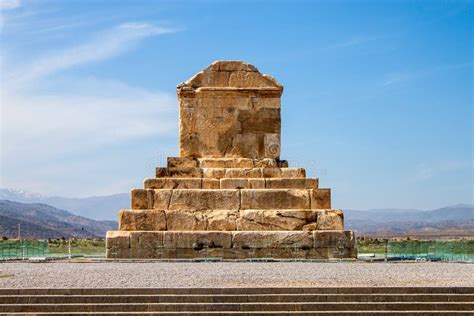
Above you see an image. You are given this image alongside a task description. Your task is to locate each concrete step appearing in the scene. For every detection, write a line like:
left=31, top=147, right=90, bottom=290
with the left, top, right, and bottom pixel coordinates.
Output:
left=1, top=302, right=473, bottom=313
left=1, top=294, right=473, bottom=304
left=131, top=188, right=330, bottom=210
left=143, top=178, right=319, bottom=190
left=2, top=287, right=472, bottom=295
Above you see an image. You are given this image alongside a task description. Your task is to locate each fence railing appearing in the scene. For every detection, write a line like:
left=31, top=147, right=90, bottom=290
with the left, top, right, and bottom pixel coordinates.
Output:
left=0, top=240, right=48, bottom=259
left=356, top=239, right=474, bottom=262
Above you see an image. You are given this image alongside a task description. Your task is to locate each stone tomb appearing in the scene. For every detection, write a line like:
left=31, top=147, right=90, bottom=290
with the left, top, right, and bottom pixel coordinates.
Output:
left=106, top=61, right=356, bottom=259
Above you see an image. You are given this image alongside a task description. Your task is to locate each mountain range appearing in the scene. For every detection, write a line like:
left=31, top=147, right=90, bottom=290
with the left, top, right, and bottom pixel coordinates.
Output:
left=0, top=188, right=472, bottom=238
left=344, top=205, right=474, bottom=237
left=0, top=189, right=128, bottom=221
left=0, top=200, right=117, bottom=239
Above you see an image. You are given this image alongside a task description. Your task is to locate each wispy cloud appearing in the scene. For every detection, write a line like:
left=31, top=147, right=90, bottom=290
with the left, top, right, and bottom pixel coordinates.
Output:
left=0, top=0, right=20, bottom=10
left=6, top=22, right=177, bottom=87
left=414, top=160, right=470, bottom=182
left=383, top=62, right=472, bottom=86
left=1, top=20, right=180, bottom=195
left=331, top=35, right=384, bottom=49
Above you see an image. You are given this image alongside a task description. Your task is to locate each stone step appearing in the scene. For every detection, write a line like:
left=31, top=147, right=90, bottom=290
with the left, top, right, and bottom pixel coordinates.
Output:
left=1, top=302, right=472, bottom=313
left=167, top=157, right=289, bottom=169
left=118, top=209, right=343, bottom=231
left=4, top=312, right=474, bottom=315
left=2, top=294, right=473, bottom=304
left=1, top=287, right=473, bottom=295
left=106, top=230, right=356, bottom=259
left=155, top=167, right=306, bottom=179
left=131, top=189, right=330, bottom=210
left=144, top=178, right=319, bottom=190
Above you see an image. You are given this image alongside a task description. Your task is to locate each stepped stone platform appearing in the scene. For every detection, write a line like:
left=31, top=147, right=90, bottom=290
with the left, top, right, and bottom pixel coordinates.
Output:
left=106, top=61, right=356, bottom=259
left=1, top=287, right=473, bottom=314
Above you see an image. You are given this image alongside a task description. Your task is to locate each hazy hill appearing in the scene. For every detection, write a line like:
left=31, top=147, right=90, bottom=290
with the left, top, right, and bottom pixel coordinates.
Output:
left=0, top=189, right=128, bottom=221
left=0, top=200, right=117, bottom=239
left=344, top=204, right=474, bottom=237
left=1, top=188, right=472, bottom=238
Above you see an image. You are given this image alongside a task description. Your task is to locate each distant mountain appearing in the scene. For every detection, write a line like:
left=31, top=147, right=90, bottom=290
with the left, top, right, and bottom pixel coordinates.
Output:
left=0, top=200, right=117, bottom=239
left=344, top=204, right=474, bottom=237
left=1, top=188, right=472, bottom=238
left=0, top=189, right=128, bottom=221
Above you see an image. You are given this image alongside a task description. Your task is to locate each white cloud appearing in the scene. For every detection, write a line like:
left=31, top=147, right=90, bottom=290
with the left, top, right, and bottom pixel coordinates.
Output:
left=6, top=22, right=176, bottom=87
left=0, top=22, right=180, bottom=196
left=414, top=160, right=470, bottom=182
left=0, top=0, right=20, bottom=10
left=332, top=36, right=380, bottom=49
left=383, top=62, right=472, bottom=86
left=2, top=77, right=176, bottom=156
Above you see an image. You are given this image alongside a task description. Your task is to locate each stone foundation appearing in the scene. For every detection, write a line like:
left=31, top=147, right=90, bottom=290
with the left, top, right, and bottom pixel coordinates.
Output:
left=106, top=230, right=356, bottom=259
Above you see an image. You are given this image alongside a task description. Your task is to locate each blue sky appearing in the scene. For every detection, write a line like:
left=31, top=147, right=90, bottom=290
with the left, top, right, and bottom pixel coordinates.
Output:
left=0, top=0, right=472, bottom=210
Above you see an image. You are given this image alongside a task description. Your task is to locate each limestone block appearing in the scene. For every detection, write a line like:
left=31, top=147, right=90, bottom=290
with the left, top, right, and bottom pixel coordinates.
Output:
left=240, top=189, right=310, bottom=209
left=313, top=230, right=355, bottom=249
left=119, top=209, right=166, bottom=231
left=202, top=168, right=226, bottom=179
left=220, top=178, right=248, bottom=189
left=163, top=231, right=232, bottom=249
left=129, top=231, right=164, bottom=249
left=178, top=61, right=283, bottom=159
left=199, top=158, right=254, bottom=168
left=254, top=158, right=278, bottom=168
left=239, top=108, right=280, bottom=134
left=261, top=167, right=281, bottom=178
left=202, top=178, right=220, bottom=189
left=281, top=168, right=306, bottom=178
left=214, top=60, right=258, bottom=72
left=106, top=231, right=130, bottom=249
left=167, top=157, right=198, bottom=168
left=236, top=209, right=318, bottom=231
left=249, top=178, right=266, bottom=189
left=229, top=71, right=275, bottom=88
left=165, top=210, right=208, bottom=230
left=311, top=188, right=331, bottom=209
left=316, top=209, right=344, bottom=230
left=130, top=189, right=153, bottom=209
left=227, top=133, right=259, bottom=158
left=265, top=178, right=318, bottom=189
left=153, top=189, right=173, bottom=209
left=231, top=231, right=313, bottom=249
left=264, top=133, right=280, bottom=159
left=144, top=178, right=201, bottom=189
left=156, top=167, right=203, bottom=178
left=225, top=168, right=262, bottom=178
left=262, top=167, right=306, bottom=178
left=207, top=210, right=238, bottom=230
left=302, top=223, right=318, bottom=231
left=168, top=189, right=240, bottom=210
left=278, top=160, right=289, bottom=168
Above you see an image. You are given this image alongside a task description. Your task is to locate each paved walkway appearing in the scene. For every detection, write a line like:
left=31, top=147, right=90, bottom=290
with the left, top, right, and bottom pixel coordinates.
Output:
left=1, top=261, right=473, bottom=288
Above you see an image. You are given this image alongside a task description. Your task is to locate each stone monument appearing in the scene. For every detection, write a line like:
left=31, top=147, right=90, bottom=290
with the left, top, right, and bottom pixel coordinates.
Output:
left=106, top=61, right=356, bottom=259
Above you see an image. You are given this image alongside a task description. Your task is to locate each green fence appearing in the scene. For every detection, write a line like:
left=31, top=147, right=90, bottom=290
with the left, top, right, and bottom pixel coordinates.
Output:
left=0, top=240, right=48, bottom=259
left=388, top=240, right=474, bottom=262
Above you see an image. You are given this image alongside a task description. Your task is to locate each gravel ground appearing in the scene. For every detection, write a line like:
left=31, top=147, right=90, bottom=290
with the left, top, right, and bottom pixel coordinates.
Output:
left=1, top=261, right=473, bottom=288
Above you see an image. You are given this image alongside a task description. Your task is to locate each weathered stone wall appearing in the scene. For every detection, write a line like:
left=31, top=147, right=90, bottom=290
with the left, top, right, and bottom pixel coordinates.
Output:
left=177, top=61, right=283, bottom=159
